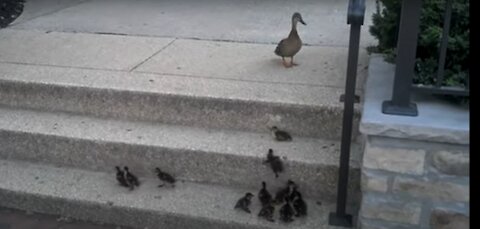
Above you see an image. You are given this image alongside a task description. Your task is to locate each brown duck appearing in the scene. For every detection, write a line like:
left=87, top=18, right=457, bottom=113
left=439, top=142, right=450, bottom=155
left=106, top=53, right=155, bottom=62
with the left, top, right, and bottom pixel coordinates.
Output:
left=275, top=12, right=307, bottom=68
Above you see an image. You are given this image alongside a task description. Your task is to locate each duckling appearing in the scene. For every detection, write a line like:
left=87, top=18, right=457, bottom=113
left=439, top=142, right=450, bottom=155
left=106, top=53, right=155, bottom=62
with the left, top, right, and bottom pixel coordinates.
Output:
left=258, top=202, right=275, bottom=222
left=275, top=12, right=307, bottom=68
left=274, top=180, right=296, bottom=204
left=292, top=191, right=307, bottom=217
left=258, top=181, right=272, bottom=206
left=289, top=185, right=301, bottom=200
left=155, top=167, right=176, bottom=187
left=115, top=166, right=129, bottom=188
left=234, top=192, right=254, bottom=213
left=124, top=166, right=140, bottom=190
left=270, top=126, right=292, bottom=142
left=263, top=149, right=284, bottom=178
left=279, top=196, right=295, bottom=223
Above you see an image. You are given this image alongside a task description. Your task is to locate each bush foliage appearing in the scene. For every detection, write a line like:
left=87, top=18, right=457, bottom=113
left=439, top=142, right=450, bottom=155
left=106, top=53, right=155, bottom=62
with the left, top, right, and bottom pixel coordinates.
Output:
left=369, top=0, right=469, bottom=90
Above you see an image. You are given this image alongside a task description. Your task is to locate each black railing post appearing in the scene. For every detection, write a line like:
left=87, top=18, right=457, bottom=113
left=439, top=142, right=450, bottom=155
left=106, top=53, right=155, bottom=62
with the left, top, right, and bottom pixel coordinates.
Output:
left=328, top=0, right=364, bottom=227
left=382, top=0, right=422, bottom=116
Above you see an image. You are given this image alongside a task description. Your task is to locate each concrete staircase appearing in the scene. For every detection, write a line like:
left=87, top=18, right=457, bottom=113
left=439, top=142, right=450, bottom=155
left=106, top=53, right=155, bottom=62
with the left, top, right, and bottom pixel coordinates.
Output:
left=0, top=0, right=373, bottom=227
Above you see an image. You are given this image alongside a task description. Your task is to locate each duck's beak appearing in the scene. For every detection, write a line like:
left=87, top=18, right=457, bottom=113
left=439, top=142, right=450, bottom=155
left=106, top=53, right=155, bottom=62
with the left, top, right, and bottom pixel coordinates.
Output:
left=300, top=19, right=307, bottom=25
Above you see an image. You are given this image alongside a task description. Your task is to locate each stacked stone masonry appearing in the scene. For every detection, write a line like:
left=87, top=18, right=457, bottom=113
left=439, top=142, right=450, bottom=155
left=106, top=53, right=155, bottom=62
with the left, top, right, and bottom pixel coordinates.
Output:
left=358, top=55, right=469, bottom=229
left=359, top=136, right=469, bottom=229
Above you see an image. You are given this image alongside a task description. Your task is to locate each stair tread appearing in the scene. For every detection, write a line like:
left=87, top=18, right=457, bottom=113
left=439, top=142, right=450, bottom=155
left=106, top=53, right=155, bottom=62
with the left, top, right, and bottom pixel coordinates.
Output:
left=0, top=62, right=363, bottom=109
left=0, top=159, right=352, bottom=229
left=0, top=106, right=362, bottom=168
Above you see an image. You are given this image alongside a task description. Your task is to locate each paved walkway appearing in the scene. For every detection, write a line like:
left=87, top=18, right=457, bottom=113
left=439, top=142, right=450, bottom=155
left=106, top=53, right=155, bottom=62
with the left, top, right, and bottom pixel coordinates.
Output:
left=10, top=0, right=377, bottom=47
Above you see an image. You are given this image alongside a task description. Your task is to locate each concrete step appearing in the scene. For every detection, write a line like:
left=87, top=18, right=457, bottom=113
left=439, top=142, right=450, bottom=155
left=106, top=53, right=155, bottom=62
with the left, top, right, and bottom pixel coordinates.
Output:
left=0, top=106, right=361, bottom=202
left=0, top=29, right=366, bottom=140
left=0, top=159, right=358, bottom=229
left=0, top=61, right=362, bottom=140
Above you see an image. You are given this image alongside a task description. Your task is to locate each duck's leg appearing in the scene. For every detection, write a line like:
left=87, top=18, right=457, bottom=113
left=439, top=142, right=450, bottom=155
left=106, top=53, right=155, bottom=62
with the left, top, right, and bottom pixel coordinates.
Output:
left=291, top=56, right=299, bottom=66
left=282, top=57, right=292, bottom=68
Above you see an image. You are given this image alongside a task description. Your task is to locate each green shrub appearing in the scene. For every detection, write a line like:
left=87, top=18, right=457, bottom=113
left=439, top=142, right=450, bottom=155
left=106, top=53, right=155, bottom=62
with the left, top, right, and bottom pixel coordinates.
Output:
left=369, top=0, right=469, bottom=93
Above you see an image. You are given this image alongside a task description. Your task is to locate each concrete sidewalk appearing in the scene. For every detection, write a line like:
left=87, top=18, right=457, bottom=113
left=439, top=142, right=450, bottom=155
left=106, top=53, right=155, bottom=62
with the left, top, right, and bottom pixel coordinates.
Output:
left=0, top=29, right=368, bottom=89
left=10, top=0, right=377, bottom=47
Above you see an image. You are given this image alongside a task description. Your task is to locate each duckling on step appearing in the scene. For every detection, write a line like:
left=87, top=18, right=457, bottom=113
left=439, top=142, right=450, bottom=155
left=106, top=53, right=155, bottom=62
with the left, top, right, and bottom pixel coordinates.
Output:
left=275, top=12, right=307, bottom=68
left=258, top=181, right=272, bottom=206
left=289, top=185, right=301, bottom=200
left=279, top=196, right=295, bottom=223
left=274, top=180, right=296, bottom=204
left=115, top=166, right=129, bottom=188
left=292, top=190, right=307, bottom=217
left=234, top=192, right=254, bottom=213
left=155, top=167, right=176, bottom=187
left=258, top=202, right=275, bottom=222
left=124, top=166, right=140, bottom=190
left=270, top=126, right=292, bottom=142
left=263, top=149, right=284, bottom=178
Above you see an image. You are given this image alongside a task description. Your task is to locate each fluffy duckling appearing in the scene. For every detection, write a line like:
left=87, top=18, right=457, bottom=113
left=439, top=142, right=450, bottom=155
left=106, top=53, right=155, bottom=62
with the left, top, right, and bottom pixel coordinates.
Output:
left=234, top=192, right=254, bottom=213
left=115, top=166, right=129, bottom=188
left=270, top=126, right=292, bottom=142
left=289, top=185, right=301, bottom=200
left=274, top=12, right=307, bottom=68
left=258, top=202, right=275, bottom=222
left=279, top=196, right=295, bottom=223
left=292, top=191, right=307, bottom=217
left=263, top=149, right=284, bottom=178
left=258, top=181, right=272, bottom=206
left=124, top=166, right=140, bottom=190
left=274, top=180, right=296, bottom=204
left=155, top=167, right=176, bottom=187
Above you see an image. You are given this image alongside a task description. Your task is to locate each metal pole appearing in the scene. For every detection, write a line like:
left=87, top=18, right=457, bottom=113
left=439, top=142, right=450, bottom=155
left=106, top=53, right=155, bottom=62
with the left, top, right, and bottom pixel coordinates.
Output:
left=382, top=0, right=423, bottom=116
left=328, top=19, right=361, bottom=229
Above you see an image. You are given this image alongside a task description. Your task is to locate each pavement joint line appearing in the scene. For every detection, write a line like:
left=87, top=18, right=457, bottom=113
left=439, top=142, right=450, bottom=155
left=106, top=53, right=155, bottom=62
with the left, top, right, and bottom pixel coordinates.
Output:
left=0, top=60, right=364, bottom=92
left=3, top=28, right=370, bottom=48
left=128, top=38, right=178, bottom=72
left=0, top=60, right=127, bottom=73
left=9, top=0, right=93, bottom=27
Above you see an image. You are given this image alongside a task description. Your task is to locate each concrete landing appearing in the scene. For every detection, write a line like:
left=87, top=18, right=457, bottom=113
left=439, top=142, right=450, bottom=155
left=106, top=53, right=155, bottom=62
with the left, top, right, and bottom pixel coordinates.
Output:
left=10, top=0, right=377, bottom=47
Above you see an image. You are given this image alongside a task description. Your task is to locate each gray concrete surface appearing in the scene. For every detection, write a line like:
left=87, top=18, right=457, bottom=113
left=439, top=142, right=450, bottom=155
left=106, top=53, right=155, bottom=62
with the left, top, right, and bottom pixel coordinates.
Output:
left=0, top=206, right=127, bottom=229
left=359, top=55, right=470, bottom=145
left=135, top=39, right=369, bottom=88
left=0, top=105, right=362, bottom=201
left=10, top=0, right=377, bottom=47
left=0, top=159, right=357, bottom=229
left=0, top=29, right=365, bottom=139
left=10, top=0, right=87, bottom=25
left=0, top=29, right=174, bottom=70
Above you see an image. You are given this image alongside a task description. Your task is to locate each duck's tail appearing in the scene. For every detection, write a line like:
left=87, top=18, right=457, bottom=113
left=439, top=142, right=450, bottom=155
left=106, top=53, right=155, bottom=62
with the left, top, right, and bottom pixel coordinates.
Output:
left=274, top=45, right=281, bottom=56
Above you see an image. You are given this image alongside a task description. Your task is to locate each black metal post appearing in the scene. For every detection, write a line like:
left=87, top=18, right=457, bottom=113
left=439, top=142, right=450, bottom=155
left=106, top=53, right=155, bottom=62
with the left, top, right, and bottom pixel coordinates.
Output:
left=328, top=0, right=364, bottom=227
left=382, top=0, right=423, bottom=116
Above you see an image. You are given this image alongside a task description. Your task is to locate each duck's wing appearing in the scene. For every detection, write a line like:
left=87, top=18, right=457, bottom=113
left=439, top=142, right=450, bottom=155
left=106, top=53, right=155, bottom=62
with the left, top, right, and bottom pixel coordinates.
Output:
left=274, top=39, right=287, bottom=56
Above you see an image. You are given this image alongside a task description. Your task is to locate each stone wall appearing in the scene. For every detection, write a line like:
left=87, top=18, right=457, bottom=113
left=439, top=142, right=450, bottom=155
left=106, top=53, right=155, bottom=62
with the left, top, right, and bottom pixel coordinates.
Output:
left=358, top=55, right=469, bottom=229
left=359, top=136, right=469, bottom=229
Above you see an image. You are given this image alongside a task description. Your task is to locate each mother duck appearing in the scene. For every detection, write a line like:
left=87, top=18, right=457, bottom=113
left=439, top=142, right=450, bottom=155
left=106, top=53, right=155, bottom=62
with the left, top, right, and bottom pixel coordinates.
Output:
left=275, top=12, right=307, bottom=68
